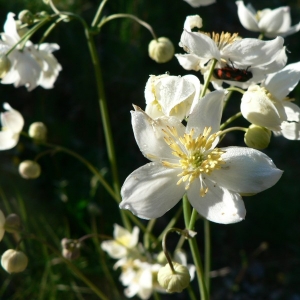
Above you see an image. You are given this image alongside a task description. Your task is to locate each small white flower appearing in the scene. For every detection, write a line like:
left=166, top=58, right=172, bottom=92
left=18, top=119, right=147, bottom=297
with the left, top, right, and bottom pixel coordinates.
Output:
left=0, top=103, right=24, bottom=150
left=101, top=224, right=140, bottom=259
left=236, top=1, right=300, bottom=38
left=183, top=0, right=215, bottom=8
left=241, top=62, right=300, bottom=140
left=0, top=13, right=61, bottom=90
left=120, top=90, right=283, bottom=224
left=144, top=74, right=201, bottom=120
left=176, top=15, right=287, bottom=89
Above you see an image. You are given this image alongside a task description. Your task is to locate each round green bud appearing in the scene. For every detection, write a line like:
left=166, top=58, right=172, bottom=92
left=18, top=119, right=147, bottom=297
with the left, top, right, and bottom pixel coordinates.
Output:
left=148, top=37, right=175, bottom=63
left=244, top=124, right=272, bottom=150
left=28, top=122, right=47, bottom=141
left=0, top=55, right=11, bottom=78
left=18, top=10, right=34, bottom=25
left=18, top=160, right=41, bottom=179
left=1, top=249, right=28, bottom=273
left=4, top=214, right=22, bottom=233
left=157, top=262, right=190, bottom=293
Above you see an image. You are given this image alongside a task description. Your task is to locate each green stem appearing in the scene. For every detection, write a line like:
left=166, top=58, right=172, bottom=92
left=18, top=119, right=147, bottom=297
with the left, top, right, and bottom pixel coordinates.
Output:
left=183, top=196, right=208, bottom=300
left=220, top=112, right=242, bottom=130
left=84, top=28, right=131, bottom=230
left=144, top=219, right=156, bottom=250
left=200, top=59, right=218, bottom=98
left=97, top=13, right=157, bottom=39
left=91, top=0, right=109, bottom=28
left=226, top=86, right=246, bottom=94
left=204, top=219, right=211, bottom=295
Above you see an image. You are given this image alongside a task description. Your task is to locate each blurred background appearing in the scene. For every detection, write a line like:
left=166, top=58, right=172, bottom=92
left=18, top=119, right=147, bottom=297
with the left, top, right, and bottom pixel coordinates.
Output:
left=1, top=0, right=300, bottom=299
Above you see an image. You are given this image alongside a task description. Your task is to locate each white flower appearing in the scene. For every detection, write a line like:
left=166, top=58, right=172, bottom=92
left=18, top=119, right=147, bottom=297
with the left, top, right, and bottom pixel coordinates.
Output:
left=176, top=15, right=287, bottom=89
left=115, top=258, right=162, bottom=300
left=0, top=210, right=5, bottom=241
left=0, top=103, right=24, bottom=150
left=236, top=1, right=300, bottom=38
left=120, top=90, right=283, bottom=224
left=144, top=74, right=201, bottom=120
left=241, top=62, right=300, bottom=140
left=183, top=0, right=215, bottom=8
left=0, top=13, right=61, bottom=90
left=101, top=224, right=139, bottom=259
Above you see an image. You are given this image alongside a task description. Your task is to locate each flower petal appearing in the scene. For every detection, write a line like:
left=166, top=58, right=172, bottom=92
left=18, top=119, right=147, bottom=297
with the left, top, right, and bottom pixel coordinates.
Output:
left=283, top=101, right=300, bottom=122
left=183, top=0, right=215, bottom=8
left=183, top=15, right=203, bottom=31
left=175, top=53, right=202, bottom=71
left=263, top=62, right=300, bottom=100
left=187, top=178, right=246, bottom=224
left=280, top=121, right=300, bottom=140
left=120, top=162, right=184, bottom=219
left=131, top=106, right=185, bottom=161
left=0, top=130, right=19, bottom=150
left=236, top=1, right=260, bottom=32
left=1, top=103, right=24, bottom=133
left=209, top=146, right=283, bottom=194
left=187, top=90, right=225, bottom=136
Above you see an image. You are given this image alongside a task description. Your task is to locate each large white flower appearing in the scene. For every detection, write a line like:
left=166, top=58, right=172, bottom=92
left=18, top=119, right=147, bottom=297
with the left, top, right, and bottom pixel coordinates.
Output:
left=0, top=13, right=61, bottom=91
left=101, top=224, right=140, bottom=259
left=120, top=90, right=283, bottom=224
left=236, top=1, right=300, bottom=38
left=0, top=103, right=24, bottom=150
left=145, top=73, right=201, bottom=120
left=183, top=0, right=215, bottom=8
left=176, top=15, right=287, bottom=89
left=241, top=62, right=300, bottom=140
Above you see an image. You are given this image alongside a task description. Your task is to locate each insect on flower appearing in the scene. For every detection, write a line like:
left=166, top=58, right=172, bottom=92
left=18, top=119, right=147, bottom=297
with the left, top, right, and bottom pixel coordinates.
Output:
left=213, top=60, right=253, bottom=82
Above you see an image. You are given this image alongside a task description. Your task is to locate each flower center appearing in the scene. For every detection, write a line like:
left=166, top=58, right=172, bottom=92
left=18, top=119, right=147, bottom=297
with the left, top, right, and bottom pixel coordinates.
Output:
left=203, top=32, right=241, bottom=51
left=162, top=126, right=225, bottom=196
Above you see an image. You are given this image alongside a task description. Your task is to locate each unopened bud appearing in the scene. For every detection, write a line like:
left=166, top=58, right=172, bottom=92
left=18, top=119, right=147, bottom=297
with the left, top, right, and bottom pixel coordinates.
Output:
left=28, top=122, right=47, bottom=141
left=4, top=214, right=22, bottom=233
left=0, top=55, right=11, bottom=78
left=244, top=124, right=271, bottom=150
left=156, top=251, right=168, bottom=265
left=61, top=238, right=81, bottom=260
left=1, top=249, right=28, bottom=273
left=18, top=10, right=34, bottom=25
left=148, top=37, right=174, bottom=63
left=157, top=262, right=190, bottom=293
left=18, top=160, right=41, bottom=179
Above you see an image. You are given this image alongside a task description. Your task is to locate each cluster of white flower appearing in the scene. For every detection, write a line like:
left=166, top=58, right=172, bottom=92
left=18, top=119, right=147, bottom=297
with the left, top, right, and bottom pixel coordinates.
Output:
left=0, top=13, right=62, bottom=91
left=101, top=224, right=195, bottom=299
left=120, top=2, right=300, bottom=225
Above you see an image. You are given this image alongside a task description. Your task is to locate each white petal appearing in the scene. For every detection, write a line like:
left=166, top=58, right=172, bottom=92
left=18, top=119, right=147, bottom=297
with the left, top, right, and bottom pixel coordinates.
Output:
left=183, top=0, right=215, bottom=8
left=280, top=121, right=300, bottom=140
left=120, top=163, right=184, bottom=219
left=101, top=240, right=127, bottom=259
left=259, top=6, right=289, bottom=34
left=1, top=103, right=24, bottom=133
left=187, top=178, right=246, bottom=224
left=180, top=30, right=221, bottom=61
left=183, top=15, right=203, bottom=31
left=224, top=37, right=285, bottom=67
left=263, top=62, right=300, bottom=100
left=0, top=130, right=19, bottom=150
left=283, top=101, right=300, bottom=122
left=113, top=224, right=139, bottom=248
left=3, top=13, right=20, bottom=44
left=209, top=146, right=283, bottom=193
left=187, top=90, right=225, bottom=136
left=236, top=1, right=260, bottom=32
left=131, top=106, right=185, bottom=161
left=175, top=53, right=202, bottom=71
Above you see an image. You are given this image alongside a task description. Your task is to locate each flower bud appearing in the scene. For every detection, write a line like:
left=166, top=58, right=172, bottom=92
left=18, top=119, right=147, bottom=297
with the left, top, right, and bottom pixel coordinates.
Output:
left=1, top=249, right=28, bottom=273
left=61, top=238, right=81, bottom=260
left=244, top=124, right=272, bottom=150
left=28, top=122, right=47, bottom=141
left=0, top=55, right=11, bottom=78
left=18, top=10, right=34, bottom=25
left=4, top=214, right=22, bottom=233
left=148, top=37, right=174, bottom=63
left=18, top=160, right=41, bottom=179
left=156, top=251, right=168, bottom=265
left=157, top=262, right=190, bottom=293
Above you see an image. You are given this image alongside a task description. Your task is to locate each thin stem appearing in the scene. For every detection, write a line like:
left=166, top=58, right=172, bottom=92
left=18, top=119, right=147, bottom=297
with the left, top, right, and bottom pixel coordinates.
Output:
left=226, top=86, right=246, bottom=94
left=144, top=219, right=156, bottom=250
left=200, top=59, right=218, bottom=98
left=84, top=28, right=131, bottom=230
left=204, top=219, right=211, bottom=295
left=97, top=13, right=157, bottom=40
left=183, top=196, right=208, bottom=300
left=91, top=0, right=109, bottom=28
left=220, top=126, right=247, bottom=135
left=220, top=112, right=242, bottom=130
